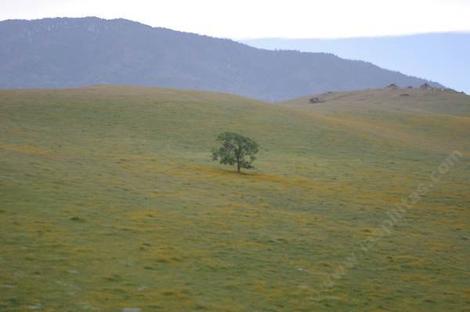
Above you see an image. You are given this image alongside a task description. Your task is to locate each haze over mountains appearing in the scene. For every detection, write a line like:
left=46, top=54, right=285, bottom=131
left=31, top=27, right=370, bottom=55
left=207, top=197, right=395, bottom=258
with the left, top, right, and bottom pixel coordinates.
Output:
left=0, top=17, right=440, bottom=101
left=243, top=33, right=470, bottom=94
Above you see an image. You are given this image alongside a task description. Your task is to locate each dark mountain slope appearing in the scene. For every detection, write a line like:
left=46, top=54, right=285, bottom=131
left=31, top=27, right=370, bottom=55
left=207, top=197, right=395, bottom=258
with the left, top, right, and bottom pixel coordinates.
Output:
left=0, top=17, right=440, bottom=101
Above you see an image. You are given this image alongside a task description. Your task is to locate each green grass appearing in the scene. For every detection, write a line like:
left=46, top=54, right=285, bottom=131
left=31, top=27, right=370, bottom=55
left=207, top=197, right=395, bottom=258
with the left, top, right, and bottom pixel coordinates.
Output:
left=0, top=85, right=469, bottom=311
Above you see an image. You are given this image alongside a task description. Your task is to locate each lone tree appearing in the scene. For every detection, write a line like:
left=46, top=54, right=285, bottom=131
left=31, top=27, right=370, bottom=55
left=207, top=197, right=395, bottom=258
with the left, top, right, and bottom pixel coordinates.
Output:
left=212, top=132, right=259, bottom=173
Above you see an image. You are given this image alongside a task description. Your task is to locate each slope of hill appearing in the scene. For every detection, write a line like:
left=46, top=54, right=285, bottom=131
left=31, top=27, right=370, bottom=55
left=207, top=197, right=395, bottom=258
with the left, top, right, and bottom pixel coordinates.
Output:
left=281, top=87, right=470, bottom=115
left=243, top=33, right=470, bottom=94
left=1, top=86, right=469, bottom=311
left=0, top=17, right=441, bottom=101
left=281, top=87, right=470, bottom=155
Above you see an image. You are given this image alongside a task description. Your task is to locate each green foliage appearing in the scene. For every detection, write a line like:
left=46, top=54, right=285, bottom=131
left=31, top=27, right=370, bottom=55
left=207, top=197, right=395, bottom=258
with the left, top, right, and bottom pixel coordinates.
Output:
left=212, top=132, right=259, bottom=173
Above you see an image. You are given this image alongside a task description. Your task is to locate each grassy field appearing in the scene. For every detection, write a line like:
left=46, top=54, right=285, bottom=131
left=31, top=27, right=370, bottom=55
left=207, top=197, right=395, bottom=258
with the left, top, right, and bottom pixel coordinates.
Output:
left=0, top=85, right=469, bottom=311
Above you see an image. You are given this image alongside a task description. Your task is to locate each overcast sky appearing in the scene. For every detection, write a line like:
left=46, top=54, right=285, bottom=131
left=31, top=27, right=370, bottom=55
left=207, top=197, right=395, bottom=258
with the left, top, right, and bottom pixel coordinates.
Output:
left=1, top=0, right=470, bottom=39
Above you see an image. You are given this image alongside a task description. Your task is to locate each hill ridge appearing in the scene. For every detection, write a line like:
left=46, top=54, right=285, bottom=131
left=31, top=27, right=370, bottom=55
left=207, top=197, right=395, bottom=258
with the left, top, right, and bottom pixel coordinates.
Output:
left=0, top=17, right=440, bottom=101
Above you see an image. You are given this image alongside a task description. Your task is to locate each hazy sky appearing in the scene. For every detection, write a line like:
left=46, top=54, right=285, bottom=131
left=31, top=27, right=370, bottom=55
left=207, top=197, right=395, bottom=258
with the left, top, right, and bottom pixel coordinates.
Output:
left=1, top=0, right=470, bottom=38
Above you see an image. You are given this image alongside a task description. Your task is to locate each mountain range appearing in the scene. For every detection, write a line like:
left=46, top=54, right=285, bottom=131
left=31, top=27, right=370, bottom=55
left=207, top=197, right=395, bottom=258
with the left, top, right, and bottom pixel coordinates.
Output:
left=243, top=33, right=470, bottom=94
left=0, top=17, right=440, bottom=101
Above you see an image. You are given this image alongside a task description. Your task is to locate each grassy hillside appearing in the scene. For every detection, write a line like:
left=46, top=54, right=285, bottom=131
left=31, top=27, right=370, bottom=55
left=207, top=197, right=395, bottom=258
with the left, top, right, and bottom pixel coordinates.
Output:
left=281, top=88, right=470, bottom=155
left=1, top=86, right=469, bottom=311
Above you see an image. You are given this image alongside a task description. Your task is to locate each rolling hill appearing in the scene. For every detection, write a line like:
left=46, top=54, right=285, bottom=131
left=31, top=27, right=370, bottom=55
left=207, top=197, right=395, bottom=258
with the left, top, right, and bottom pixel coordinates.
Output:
left=0, top=17, right=441, bottom=101
left=1, top=85, right=469, bottom=311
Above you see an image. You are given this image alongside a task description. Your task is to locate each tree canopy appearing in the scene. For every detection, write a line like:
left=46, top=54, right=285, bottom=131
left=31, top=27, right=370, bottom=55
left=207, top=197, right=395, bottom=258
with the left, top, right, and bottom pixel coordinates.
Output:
left=212, top=132, right=259, bottom=173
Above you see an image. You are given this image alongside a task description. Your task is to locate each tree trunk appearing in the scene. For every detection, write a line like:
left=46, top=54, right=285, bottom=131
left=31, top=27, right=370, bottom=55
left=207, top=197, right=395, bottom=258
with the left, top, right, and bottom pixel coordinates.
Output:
left=236, top=146, right=241, bottom=173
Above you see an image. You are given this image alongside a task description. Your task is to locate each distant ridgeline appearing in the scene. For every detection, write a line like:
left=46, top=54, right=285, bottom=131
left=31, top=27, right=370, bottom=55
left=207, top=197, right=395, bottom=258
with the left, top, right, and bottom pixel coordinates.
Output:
left=243, top=34, right=470, bottom=95
left=0, top=17, right=441, bottom=101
